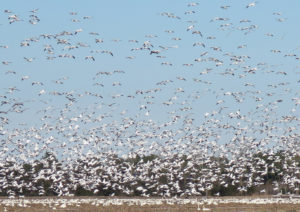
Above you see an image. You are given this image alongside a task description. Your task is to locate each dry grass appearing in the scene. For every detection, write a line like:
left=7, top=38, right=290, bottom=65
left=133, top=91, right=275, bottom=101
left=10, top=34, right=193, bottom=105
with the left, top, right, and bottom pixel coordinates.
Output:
left=1, top=204, right=300, bottom=212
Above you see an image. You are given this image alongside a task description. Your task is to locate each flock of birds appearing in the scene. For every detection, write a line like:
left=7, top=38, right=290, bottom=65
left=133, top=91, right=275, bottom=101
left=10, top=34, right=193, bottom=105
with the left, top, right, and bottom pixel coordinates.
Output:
left=1, top=197, right=300, bottom=211
left=0, top=1, right=299, bottom=198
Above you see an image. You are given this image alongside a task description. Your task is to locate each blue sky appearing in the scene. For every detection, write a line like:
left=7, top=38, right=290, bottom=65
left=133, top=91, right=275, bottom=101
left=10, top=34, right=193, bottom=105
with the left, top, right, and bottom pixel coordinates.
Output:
left=0, top=0, right=299, bottom=152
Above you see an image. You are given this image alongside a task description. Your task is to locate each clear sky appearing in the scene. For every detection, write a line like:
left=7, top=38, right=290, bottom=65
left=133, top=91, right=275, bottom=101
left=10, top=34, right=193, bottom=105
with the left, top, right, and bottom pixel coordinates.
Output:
left=0, top=0, right=299, bottom=157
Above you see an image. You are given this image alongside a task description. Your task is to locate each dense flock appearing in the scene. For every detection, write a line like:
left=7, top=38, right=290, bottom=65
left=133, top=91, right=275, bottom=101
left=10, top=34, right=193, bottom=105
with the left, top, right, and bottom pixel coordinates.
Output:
left=1, top=197, right=300, bottom=211
left=0, top=1, right=299, bottom=198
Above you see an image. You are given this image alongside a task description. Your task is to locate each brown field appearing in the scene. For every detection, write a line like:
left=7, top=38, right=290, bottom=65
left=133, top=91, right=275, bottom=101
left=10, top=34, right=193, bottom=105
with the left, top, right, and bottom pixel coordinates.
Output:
left=0, top=196, right=299, bottom=212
